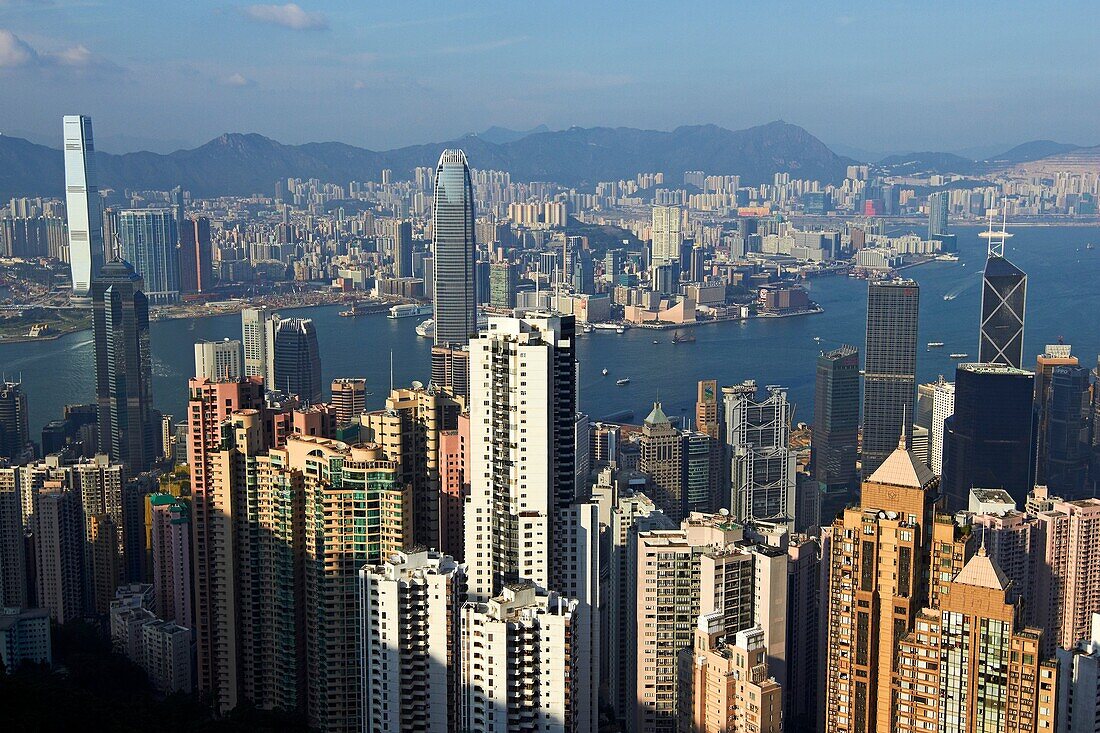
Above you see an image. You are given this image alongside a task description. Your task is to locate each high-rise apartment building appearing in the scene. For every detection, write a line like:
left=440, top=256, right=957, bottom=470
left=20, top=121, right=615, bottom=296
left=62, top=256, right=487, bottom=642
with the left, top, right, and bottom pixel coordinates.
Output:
left=330, top=378, right=366, bottom=428
left=432, top=150, right=477, bottom=348
left=63, top=114, right=105, bottom=302
left=93, top=260, right=156, bottom=473
left=118, top=209, right=181, bottom=304
left=193, top=339, right=244, bottom=382
left=690, top=621, right=783, bottom=733
left=1033, top=495, right=1100, bottom=651
left=438, top=412, right=469, bottom=561
left=241, top=307, right=275, bottom=384
left=272, top=317, right=322, bottom=404
left=651, top=205, right=683, bottom=267
left=71, top=454, right=125, bottom=615
left=724, top=381, right=796, bottom=527
left=0, top=467, right=26, bottom=608
left=813, top=346, right=860, bottom=513
left=1057, top=613, right=1100, bottom=733
left=638, top=402, right=685, bottom=521
left=862, top=279, right=919, bottom=475
left=941, top=363, right=1034, bottom=510
left=147, top=493, right=192, bottom=628
left=178, top=215, right=214, bottom=294
left=978, top=217, right=1027, bottom=368
left=33, top=485, right=85, bottom=623
left=359, top=550, right=466, bottom=733
left=0, top=381, right=30, bottom=461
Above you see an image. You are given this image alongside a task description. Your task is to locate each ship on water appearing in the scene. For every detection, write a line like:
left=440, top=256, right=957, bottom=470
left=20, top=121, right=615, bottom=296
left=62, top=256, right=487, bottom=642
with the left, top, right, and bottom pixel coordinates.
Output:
left=672, top=331, right=696, bottom=344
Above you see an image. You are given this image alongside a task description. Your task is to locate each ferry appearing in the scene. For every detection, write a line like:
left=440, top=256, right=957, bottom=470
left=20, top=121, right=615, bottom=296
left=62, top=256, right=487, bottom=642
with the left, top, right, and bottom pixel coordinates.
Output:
left=616, top=378, right=630, bottom=386
left=927, top=342, right=945, bottom=349
left=582, top=323, right=595, bottom=334
left=936, top=253, right=960, bottom=262
left=1087, top=243, right=1095, bottom=250
left=415, top=319, right=434, bottom=338
left=616, top=326, right=626, bottom=335
left=943, top=294, right=957, bottom=301
left=601, top=368, right=609, bottom=376
left=672, top=332, right=696, bottom=344
left=950, top=353, right=969, bottom=360
left=388, top=303, right=432, bottom=319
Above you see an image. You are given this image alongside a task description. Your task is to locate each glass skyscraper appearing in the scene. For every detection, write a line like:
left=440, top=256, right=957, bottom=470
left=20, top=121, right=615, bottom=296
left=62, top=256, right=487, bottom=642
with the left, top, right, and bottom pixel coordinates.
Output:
left=272, top=317, right=322, bottom=404
left=431, top=149, right=477, bottom=348
left=862, top=279, right=920, bottom=476
left=92, top=259, right=156, bottom=473
left=118, top=209, right=181, bottom=304
left=979, top=255, right=1027, bottom=368
left=63, top=115, right=106, bottom=302
left=814, top=345, right=860, bottom=517
left=1045, top=364, right=1091, bottom=497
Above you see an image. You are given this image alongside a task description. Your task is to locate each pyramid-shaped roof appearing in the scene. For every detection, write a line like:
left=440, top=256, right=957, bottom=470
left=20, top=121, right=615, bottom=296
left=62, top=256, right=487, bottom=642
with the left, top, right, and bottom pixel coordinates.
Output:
left=952, top=547, right=1011, bottom=592
left=644, top=401, right=670, bottom=426
left=867, top=439, right=936, bottom=489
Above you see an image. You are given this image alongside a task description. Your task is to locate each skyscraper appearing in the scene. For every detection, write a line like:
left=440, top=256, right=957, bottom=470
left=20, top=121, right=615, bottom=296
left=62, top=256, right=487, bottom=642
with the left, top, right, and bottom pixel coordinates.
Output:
left=0, top=381, right=30, bottom=461
left=1034, top=344, right=1078, bottom=483
left=272, top=318, right=322, bottom=404
left=432, top=149, right=477, bottom=348
left=813, top=345, right=860, bottom=513
left=724, top=381, right=796, bottom=527
left=638, top=402, right=685, bottom=521
left=193, top=339, right=244, bottom=381
left=118, top=209, right=181, bottom=304
left=929, top=376, right=955, bottom=475
left=941, top=363, right=1035, bottom=510
left=978, top=213, right=1027, bottom=368
left=393, top=220, right=414, bottom=279
left=63, top=115, right=105, bottom=302
left=650, top=205, right=683, bottom=267
left=488, top=260, right=517, bottom=308
left=329, top=378, right=366, bottom=428
left=178, top=215, right=214, bottom=293
left=241, top=307, right=275, bottom=384
left=927, top=190, right=948, bottom=239
left=1045, top=365, right=1092, bottom=497
left=862, top=278, right=919, bottom=475
left=92, top=260, right=156, bottom=473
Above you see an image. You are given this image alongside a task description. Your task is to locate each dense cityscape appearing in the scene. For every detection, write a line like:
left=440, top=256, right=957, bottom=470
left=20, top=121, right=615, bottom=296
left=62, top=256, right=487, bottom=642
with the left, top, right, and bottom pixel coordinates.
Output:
left=3, top=5, right=1100, bottom=733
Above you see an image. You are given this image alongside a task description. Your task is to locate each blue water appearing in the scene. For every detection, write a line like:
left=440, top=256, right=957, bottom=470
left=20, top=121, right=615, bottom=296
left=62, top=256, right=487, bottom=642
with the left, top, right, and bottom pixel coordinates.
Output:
left=3, top=225, right=1099, bottom=437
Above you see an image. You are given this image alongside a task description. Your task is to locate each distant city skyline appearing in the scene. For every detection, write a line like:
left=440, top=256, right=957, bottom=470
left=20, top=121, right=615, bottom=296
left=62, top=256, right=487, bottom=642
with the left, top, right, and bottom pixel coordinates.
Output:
left=1, top=2, right=1098, bottom=153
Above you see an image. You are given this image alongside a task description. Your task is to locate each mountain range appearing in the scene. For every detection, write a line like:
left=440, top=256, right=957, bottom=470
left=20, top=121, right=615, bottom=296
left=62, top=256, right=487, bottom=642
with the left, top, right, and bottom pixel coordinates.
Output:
left=0, top=121, right=1094, bottom=201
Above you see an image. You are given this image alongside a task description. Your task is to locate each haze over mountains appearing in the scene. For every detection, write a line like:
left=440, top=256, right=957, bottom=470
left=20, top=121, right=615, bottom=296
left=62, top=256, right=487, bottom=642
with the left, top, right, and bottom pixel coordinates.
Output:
left=0, top=120, right=1093, bottom=200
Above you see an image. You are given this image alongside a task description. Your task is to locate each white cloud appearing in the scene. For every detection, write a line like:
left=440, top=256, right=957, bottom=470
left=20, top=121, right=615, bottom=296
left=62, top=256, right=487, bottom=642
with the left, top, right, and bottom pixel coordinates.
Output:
left=242, top=3, right=328, bottom=31
left=0, top=29, right=39, bottom=68
left=223, top=72, right=255, bottom=87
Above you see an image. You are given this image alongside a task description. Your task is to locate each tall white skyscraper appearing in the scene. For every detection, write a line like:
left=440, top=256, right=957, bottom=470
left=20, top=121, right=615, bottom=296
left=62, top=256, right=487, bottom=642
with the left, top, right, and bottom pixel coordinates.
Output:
left=650, top=205, right=683, bottom=267
left=63, top=115, right=106, bottom=302
left=240, top=307, right=278, bottom=386
left=194, top=339, right=244, bottom=381
left=930, top=377, right=955, bottom=475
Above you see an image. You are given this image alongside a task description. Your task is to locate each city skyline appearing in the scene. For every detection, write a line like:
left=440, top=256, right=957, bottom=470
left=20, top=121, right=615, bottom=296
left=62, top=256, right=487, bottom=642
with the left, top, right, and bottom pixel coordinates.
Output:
left=2, top=3, right=1098, bottom=154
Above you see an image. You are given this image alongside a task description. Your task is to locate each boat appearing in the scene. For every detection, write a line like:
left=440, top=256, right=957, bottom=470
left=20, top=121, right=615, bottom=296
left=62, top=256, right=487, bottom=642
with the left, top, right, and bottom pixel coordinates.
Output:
left=601, top=368, right=609, bottom=376
left=616, top=326, right=625, bottom=334
left=943, top=294, right=957, bottom=301
left=927, top=342, right=945, bottom=348
left=812, top=336, right=822, bottom=343
left=616, top=378, right=630, bottom=386
left=672, top=332, right=696, bottom=344
left=950, top=353, right=969, bottom=359
left=1087, top=243, right=1095, bottom=250
left=415, top=319, right=434, bottom=338
left=388, top=303, right=432, bottom=319
left=652, top=339, right=660, bottom=345
left=582, top=323, right=594, bottom=333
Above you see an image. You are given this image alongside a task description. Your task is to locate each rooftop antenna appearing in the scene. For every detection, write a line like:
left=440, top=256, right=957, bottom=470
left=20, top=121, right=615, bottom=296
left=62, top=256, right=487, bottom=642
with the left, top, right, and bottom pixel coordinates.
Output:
left=389, top=350, right=394, bottom=393
left=979, top=201, right=1012, bottom=258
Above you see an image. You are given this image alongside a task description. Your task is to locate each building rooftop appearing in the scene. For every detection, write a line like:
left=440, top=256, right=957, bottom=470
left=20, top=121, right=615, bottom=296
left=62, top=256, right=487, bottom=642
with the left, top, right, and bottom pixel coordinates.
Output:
left=866, top=436, right=935, bottom=489
left=952, top=546, right=1010, bottom=592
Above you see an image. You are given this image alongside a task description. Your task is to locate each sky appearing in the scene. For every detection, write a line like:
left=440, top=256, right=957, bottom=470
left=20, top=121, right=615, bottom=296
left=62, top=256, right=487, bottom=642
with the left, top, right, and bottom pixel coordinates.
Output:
left=1, top=1, right=1097, bottom=155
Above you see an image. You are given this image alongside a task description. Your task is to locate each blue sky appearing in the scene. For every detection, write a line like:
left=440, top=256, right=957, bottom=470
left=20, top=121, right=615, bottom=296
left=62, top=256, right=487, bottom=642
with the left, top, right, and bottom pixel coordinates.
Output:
left=1, top=1, right=1097, bottom=154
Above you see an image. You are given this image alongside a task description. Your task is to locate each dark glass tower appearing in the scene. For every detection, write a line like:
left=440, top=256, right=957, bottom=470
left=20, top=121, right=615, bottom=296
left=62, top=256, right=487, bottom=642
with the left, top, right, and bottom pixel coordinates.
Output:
left=862, top=279, right=919, bottom=476
left=814, top=345, right=860, bottom=517
left=0, top=381, right=30, bottom=461
left=941, top=363, right=1034, bottom=510
left=93, top=259, right=156, bottom=473
left=272, top=317, right=322, bottom=404
left=1045, top=365, right=1091, bottom=497
left=978, top=256, right=1027, bottom=368
left=432, top=149, right=477, bottom=347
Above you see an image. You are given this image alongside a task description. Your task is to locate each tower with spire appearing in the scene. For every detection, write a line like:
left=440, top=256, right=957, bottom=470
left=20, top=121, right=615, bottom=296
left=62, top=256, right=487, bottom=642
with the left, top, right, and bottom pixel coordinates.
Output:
left=978, top=206, right=1027, bottom=368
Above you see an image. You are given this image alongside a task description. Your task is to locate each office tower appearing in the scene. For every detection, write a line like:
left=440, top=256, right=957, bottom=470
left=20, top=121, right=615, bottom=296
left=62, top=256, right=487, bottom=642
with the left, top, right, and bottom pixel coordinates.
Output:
left=651, top=205, right=683, bottom=266
left=461, top=584, right=591, bottom=733
left=632, top=513, right=786, bottom=733
left=63, top=115, right=106, bottom=302
left=862, top=278, right=919, bottom=475
left=118, top=209, right=181, bottom=304
left=571, top=249, right=594, bottom=294
left=330, top=378, right=366, bottom=428
left=1045, top=365, right=1091, bottom=497
left=813, top=346, right=860, bottom=512
left=0, top=381, right=30, bottom=461
left=695, top=379, right=719, bottom=439
left=438, top=412, right=469, bottom=560
left=362, top=384, right=462, bottom=552
left=1034, top=495, right=1100, bottom=651
left=187, top=376, right=265, bottom=713
left=33, top=486, right=85, bottom=623
left=464, top=314, right=576, bottom=603
left=147, top=494, right=191, bottom=628
left=927, top=190, right=948, bottom=239
left=241, top=306, right=274, bottom=383
left=929, top=376, right=954, bottom=475
left=691, top=623, right=783, bottom=733
left=941, top=363, right=1034, bottom=510
left=92, top=260, right=156, bottom=473
left=359, top=550, right=466, bottom=733
left=193, top=339, right=244, bottom=381
left=0, top=607, right=52, bottom=672
left=639, top=402, right=685, bottom=521
left=977, top=215, right=1027, bottom=369
left=429, top=345, right=469, bottom=399
left=432, top=149, right=477, bottom=348
left=823, top=436, right=940, bottom=733
left=683, top=430, right=718, bottom=515
left=724, top=381, right=796, bottom=527
left=892, top=549, right=1058, bottom=733
left=608, top=491, right=673, bottom=721
left=488, top=260, right=517, bottom=308
left=178, top=215, right=214, bottom=293
left=393, top=220, right=413, bottom=278
left=1034, top=344, right=1078, bottom=483
left=1057, top=614, right=1100, bottom=733
left=785, top=535, right=820, bottom=730
left=0, top=467, right=26, bottom=608
left=272, top=317, right=322, bottom=404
